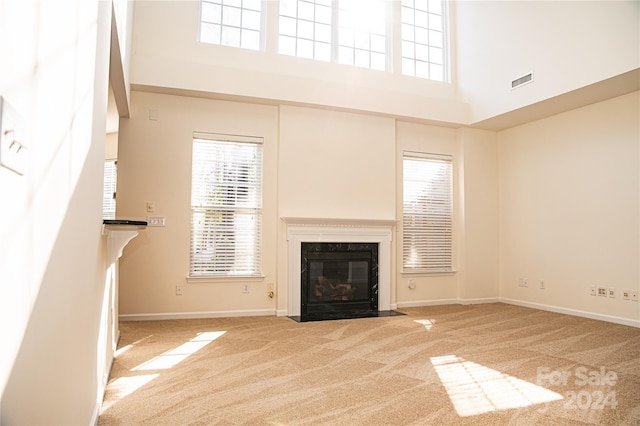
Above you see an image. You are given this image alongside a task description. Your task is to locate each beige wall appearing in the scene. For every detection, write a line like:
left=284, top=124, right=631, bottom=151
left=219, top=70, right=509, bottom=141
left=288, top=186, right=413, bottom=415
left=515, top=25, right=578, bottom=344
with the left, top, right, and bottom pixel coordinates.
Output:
left=117, top=92, right=280, bottom=316
left=278, top=106, right=396, bottom=220
left=395, top=122, right=460, bottom=303
left=498, top=92, right=640, bottom=321
left=0, top=0, right=113, bottom=423
left=130, top=0, right=468, bottom=124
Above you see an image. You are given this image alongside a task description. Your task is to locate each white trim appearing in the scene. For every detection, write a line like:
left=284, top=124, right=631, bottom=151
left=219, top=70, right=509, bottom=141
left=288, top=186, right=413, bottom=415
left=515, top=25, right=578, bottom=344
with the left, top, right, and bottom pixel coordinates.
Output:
left=459, top=297, right=501, bottom=305
left=396, top=297, right=499, bottom=308
left=282, top=217, right=396, bottom=317
left=276, top=309, right=288, bottom=317
left=119, top=309, right=276, bottom=322
left=500, top=298, right=640, bottom=329
left=397, top=298, right=459, bottom=308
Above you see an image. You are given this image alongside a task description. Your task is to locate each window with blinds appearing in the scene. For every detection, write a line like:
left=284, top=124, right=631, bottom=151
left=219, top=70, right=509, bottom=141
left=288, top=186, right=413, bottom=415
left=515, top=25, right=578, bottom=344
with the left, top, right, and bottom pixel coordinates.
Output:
left=402, top=152, right=453, bottom=273
left=103, top=160, right=117, bottom=220
left=190, top=133, right=263, bottom=277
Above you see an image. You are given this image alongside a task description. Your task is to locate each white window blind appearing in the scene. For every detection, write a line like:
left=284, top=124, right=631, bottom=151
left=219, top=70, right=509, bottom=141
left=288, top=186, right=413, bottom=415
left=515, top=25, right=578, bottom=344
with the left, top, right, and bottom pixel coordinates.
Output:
left=103, top=160, right=117, bottom=220
left=190, top=134, right=263, bottom=277
left=402, top=152, right=453, bottom=273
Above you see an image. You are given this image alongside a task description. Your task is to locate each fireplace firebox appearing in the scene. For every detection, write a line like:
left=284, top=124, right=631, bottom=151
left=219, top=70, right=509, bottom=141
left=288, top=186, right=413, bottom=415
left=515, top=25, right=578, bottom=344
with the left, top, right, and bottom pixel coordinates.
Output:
left=300, top=242, right=378, bottom=321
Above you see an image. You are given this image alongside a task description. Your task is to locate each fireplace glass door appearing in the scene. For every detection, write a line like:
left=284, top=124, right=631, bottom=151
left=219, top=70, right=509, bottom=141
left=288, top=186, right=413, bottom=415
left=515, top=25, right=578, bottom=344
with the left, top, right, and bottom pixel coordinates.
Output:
left=301, top=243, right=378, bottom=319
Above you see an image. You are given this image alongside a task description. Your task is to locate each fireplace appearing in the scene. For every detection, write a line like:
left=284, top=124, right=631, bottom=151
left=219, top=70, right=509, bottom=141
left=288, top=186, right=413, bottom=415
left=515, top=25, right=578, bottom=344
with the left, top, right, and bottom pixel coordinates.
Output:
left=301, top=242, right=378, bottom=320
left=282, top=218, right=400, bottom=322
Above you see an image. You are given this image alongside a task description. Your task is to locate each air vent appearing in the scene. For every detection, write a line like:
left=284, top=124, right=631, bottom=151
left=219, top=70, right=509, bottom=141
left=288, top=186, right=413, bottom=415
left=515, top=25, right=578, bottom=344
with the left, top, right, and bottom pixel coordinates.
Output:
left=511, top=72, right=534, bottom=89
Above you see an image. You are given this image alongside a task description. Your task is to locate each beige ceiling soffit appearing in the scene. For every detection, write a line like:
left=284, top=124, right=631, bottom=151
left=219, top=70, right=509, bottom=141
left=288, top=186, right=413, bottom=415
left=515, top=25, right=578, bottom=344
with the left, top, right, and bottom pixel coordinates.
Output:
left=471, top=68, right=640, bottom=131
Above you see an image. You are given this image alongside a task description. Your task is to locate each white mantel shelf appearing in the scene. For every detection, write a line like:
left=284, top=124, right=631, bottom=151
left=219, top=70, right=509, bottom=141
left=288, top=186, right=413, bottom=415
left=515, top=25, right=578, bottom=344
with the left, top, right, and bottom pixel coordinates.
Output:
left=281, top=217, right=397, bottom=228
left=282, top=217, right=396, bottom=317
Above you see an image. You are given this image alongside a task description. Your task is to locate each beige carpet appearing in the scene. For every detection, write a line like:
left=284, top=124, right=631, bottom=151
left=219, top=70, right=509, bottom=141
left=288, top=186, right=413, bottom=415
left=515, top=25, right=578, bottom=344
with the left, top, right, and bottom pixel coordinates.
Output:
left=99, top=303, right=640, bottom=425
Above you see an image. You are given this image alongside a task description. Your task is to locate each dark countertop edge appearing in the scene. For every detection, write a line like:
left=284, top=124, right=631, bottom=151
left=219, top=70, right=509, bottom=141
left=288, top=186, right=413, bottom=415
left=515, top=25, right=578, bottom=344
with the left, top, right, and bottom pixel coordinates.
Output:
left=103, top=219, right=148, bottom=226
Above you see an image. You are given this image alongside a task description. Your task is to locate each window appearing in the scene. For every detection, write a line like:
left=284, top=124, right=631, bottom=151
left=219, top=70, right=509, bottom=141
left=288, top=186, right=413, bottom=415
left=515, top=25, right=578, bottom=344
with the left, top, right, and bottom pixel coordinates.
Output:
left=199, top=0, right=263, bottom=50
left=199, top=0, right=449, bottom=81
left=401, top=0, right=446, bottom=81
left=190, top=133, right=263, bottom=277
left=402, top=152, right=453, bottom=273
left=337, top=0, right=388, bottom=70
left=279, top=0, right=333, bottom=61
left=103, top=160, right=117, bottom=220
left=278, top=0, right=388, bottom=71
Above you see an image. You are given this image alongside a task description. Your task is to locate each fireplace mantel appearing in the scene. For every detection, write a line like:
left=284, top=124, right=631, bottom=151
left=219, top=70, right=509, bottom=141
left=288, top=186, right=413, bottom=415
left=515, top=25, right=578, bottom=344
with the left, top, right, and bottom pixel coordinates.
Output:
left=281, top=217, right=396, bottom=317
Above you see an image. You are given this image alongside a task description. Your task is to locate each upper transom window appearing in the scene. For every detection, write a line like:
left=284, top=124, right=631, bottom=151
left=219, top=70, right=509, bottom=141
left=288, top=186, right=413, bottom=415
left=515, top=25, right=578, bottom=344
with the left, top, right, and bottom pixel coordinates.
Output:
left=199, top=0, right=263, bottom=51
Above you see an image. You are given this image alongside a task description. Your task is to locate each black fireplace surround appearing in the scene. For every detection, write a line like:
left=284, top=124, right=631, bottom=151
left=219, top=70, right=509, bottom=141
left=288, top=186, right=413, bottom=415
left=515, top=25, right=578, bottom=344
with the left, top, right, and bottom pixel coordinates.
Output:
left=293, top=242, right=403, bottom=322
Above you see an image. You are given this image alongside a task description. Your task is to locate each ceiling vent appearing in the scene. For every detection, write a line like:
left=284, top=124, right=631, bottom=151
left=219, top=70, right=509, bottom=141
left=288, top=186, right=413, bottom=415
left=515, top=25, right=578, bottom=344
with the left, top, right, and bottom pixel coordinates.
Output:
left=511, top=72, right=534, bottom=89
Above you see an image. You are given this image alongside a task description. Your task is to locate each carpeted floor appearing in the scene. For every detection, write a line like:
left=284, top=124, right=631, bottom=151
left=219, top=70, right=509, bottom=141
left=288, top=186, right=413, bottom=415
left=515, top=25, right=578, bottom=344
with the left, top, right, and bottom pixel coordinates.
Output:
left=98, top=303, right=640, bottom=425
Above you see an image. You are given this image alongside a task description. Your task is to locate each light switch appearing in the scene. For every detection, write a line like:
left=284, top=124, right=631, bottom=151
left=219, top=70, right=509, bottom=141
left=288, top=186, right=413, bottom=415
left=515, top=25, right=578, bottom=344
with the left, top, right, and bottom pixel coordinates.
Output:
left=0, top=97, right=28, bottom=175
left=146, top=201, right=155, bottom=212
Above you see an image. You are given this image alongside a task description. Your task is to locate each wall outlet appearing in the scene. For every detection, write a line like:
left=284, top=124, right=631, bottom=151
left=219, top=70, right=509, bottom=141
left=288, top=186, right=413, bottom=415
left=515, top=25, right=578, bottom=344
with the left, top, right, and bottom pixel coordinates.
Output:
left=597, top=286, right=607, bottom=297
left=519, top=277, right=528, bottom=287
left=622, top=289, right=630, bottom=300
left=147, top=216, right=166, bottom=227
left=539, top=279, right=545, bottom=290
left=242, top=284, right=249, bottom=293
left=176, top=284, right=183, bottom=296
left=590, top=285, right=596, bottom=296
left=608, top=287, right=615, bottom=298
left=632, top=290, right=639, bottom=302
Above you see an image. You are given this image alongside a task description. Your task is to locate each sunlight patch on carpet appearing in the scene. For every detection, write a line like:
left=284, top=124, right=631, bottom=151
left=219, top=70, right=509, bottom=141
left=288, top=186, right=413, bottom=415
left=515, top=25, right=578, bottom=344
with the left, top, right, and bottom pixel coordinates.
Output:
left=101, top=374, right=159, bottom=412
left=414, top=319, right=435, bottom=330
left=132, top=331, right=226, bottom=371
left=431, top=354, right=563, bottom=417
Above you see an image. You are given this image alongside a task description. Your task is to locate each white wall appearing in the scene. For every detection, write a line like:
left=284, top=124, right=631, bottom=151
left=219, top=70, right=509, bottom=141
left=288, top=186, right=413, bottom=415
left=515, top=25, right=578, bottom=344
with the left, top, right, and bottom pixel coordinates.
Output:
left=498, top=92, right=639, bottom=324
left=0, top=0, right=113, bottom=423
left=455, top=0, right=639, bottom=123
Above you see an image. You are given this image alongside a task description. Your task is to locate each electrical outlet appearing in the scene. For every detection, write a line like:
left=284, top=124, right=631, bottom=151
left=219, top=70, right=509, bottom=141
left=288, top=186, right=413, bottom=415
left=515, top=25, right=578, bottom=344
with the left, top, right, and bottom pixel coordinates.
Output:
left=242, top=284, right=249, bottom=293
left=176, top=285, right=183, bottom=296
left=590, top=285, right=596, bottom=296
left=632, top=290, right=638, bottom=302
left=597, top=286, right=607, bottom=297
left=147, top=216, right=166, bottom=227
left=519, top=277, right=528, bottom=287
left=622, top=289, right=630, bottom=300
left=608, top=287, right=615, bottom=298
left=539, top=280, right=545, bottom=290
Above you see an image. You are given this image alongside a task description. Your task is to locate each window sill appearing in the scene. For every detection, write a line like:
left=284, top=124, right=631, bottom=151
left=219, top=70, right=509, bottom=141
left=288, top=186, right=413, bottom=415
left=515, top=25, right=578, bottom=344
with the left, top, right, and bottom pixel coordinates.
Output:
left=187, top=275, right=265, bottom=284
left=401, top=270, right=456, bottom=276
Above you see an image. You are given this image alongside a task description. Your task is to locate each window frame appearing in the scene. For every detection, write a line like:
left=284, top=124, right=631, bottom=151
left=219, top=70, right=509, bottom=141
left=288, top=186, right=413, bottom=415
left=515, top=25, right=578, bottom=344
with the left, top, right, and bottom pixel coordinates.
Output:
left=189, top=132, right=264, bottom=279
left=402, top=151, right=454, bottom=274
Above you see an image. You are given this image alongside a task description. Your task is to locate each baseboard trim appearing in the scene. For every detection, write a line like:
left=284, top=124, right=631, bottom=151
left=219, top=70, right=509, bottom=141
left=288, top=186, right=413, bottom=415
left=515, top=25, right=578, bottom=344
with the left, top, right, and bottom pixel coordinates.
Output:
left=500, top=298, right=640, bottom=328
left=397, top=298, right=459, bottom=308
left=396, top=297, right=500, bottom=308
left=459, top=297, right=501, bottom=305
left=119, top=309, right=276, bottom=321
